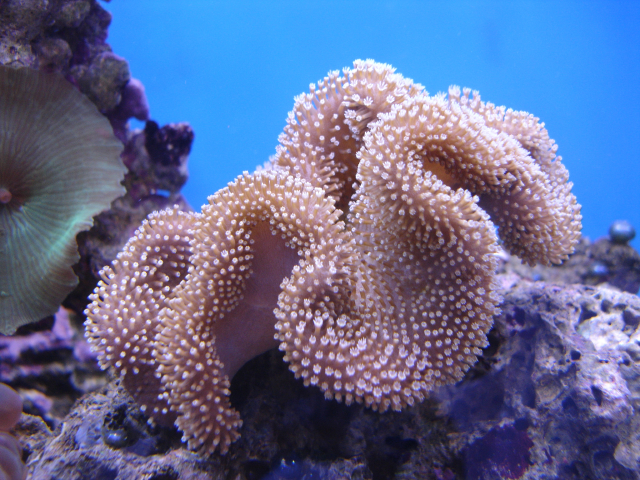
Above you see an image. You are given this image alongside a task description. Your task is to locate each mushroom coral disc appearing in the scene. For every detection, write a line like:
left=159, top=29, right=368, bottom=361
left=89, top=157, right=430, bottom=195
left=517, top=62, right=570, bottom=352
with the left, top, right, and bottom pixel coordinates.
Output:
left=0, top=66, right=125, bottom=334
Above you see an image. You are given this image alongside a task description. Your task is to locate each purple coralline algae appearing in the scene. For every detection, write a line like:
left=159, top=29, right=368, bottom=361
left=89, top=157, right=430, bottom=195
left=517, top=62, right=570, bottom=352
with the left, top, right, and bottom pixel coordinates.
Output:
left=463, top=425, right=534, bottom=480
left=436, top=276, right=640, bottom=479
left=0, top=0, right=129, bottom=109
left=0, top=308, right=105, bottom=429
left=107, top=77, right=150, bottom=141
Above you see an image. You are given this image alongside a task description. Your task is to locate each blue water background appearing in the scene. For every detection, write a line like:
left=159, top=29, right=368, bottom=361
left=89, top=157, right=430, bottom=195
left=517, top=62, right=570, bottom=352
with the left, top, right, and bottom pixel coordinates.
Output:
left=104, top=1, right=640, bottom=248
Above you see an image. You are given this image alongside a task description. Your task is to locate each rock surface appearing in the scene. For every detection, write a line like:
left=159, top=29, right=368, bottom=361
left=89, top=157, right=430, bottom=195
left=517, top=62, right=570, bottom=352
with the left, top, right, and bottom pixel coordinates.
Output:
left=0, top=308, right=106, bottom=430
left=0, top=0, right=135, bottom=118
left=505, top=237, right=640, bottom=295
left=6, top=265, right=640, bottom=479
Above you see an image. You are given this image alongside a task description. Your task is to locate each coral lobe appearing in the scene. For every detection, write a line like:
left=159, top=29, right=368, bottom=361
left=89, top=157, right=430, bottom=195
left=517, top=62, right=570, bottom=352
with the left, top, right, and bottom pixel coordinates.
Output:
left=85, top=60, right=581, bottom=455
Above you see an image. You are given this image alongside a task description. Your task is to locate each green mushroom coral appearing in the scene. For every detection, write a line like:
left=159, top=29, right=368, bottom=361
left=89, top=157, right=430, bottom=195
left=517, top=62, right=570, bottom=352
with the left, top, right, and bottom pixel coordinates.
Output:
left=0, top=66, right=125, bottom=334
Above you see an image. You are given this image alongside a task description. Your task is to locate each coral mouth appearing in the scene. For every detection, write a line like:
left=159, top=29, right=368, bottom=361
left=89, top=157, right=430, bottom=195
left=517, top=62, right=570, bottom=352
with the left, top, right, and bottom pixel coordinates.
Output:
left=0, top=188, right=12, bottom=204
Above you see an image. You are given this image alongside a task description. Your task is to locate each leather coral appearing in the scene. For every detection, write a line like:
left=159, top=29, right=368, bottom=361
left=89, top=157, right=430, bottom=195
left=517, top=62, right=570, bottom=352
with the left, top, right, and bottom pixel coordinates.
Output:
left=85, top=207, right=197, bottom=426
left=270, top=59, right=580, bottom=411
left=155, top=169, right=354, bottom=452
left=86, top=169, right=355, bottom=453
left=85, top=60, right=581, bottom=454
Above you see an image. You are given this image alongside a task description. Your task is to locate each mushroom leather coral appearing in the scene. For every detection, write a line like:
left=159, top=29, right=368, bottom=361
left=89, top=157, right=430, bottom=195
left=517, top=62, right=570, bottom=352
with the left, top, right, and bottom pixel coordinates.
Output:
left=85, top=60, right=581, bottom=455
left=155, top=170, right=353, bottom=452
left=87, top=169, right=354, bottom=453
left=0, top=65, right=125, bottom=334
left=85, top=207, right=197, bottom=427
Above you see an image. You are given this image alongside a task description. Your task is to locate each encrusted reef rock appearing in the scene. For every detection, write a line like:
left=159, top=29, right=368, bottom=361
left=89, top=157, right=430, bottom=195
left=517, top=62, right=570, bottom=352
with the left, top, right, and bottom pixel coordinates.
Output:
left=0, top=0, right=161, bottom=187
left=10, top=266, right=640, bottom=480
left=436, top=277, right=640, bottom=480
left=0, top=0, right=131, bottom=115
left=65, top=120, right=194, bottom=316
left=0, top=308, right=105, bottom=430
left=506, top=236, right=640, bottom=295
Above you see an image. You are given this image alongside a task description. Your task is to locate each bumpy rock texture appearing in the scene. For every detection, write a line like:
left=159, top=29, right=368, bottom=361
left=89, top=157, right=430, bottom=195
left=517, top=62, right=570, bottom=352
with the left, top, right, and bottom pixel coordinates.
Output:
left=6, top=245, right=640, bottom=479
left=437, top=277, right=640, bottom=480
left=0, top=0, right=128, bottom=113
left=0, top=308, right=106, bottom=430
left=506, top=236, right=640, bottom=295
